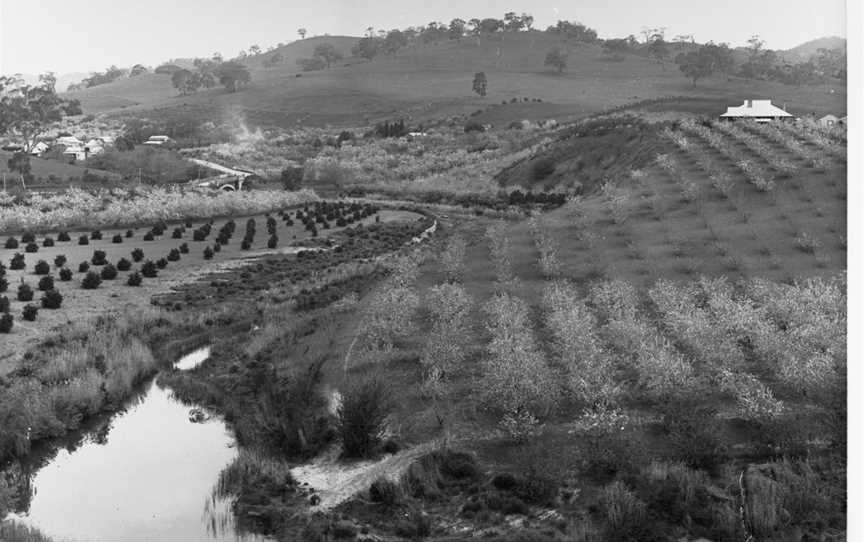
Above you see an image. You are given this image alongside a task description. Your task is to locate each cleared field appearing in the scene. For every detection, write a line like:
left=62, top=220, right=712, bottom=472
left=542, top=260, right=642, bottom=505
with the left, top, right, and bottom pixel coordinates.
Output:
left=0, top=151, right=122, bottom=185
left=66, top=32, right=846, bottom=128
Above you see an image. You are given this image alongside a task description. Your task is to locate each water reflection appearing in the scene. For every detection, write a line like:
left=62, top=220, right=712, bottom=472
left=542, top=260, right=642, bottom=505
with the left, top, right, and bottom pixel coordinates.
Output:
left=6, top=377, right=270, bottom=542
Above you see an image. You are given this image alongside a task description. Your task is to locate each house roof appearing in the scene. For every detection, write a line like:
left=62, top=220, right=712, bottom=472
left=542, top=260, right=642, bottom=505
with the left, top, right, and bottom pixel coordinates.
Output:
left=720, top=100, right=794, bottom=118
left=819, top=114, right=839, bottom=121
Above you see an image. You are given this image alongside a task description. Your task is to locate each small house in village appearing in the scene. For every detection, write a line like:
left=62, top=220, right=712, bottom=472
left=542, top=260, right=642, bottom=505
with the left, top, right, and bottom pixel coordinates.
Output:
left=143, top=135, right=172, bottom=146
left=720, top=100, right=794, bottom=123
left=57, top=135, right=83, bottom=147
left=62, top=145, right=88, bottom=162
left=818, top=114, right=839, bottom=127
left=29, top=142, right=50, bottom=155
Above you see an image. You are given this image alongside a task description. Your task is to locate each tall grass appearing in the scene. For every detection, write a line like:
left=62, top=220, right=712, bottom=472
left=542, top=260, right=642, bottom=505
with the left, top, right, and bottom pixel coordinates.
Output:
left=0, top=522, right=56, bottom=542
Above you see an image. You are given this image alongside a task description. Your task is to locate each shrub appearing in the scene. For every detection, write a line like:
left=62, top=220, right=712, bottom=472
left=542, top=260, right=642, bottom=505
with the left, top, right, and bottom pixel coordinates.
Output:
left=0, top=313, right=12, bottom=333
left=22, top=304, right=38, bottom=321
left=213, top=243, right=221, bottom=253
left=241, top=239, right=252, bottom=250
left=91, top=250, right=107, bottom=265
left=337, top=376, right=394, bottom=458
left=37, top=275, right=54, bottom=291
left=267, top=235, right=278, bottom=249
left=59, top=268, right=72, bottom=281
left=54, top=254, right=67, bottom=268
left=0, top=295, right=8, bottom=312
left=112, top=234, right=123, bottom=244
left=131, top=248, right=144, bottom=262
left=34, top=260, right=50, bottom=275
left=203, top=246, right=214, bottom=260
left=100, top=264, right=118, bottom=280
left=464, top=120, right=485, bottom=133
left=81, top=271, right=102, bottom=289
left=21, top=232, right=35, bottom=243
left=0, top=278, right=7, bottom=293
left=78, top=261, right=90, bottom=273
left=25, top=242, right=39, bottom=253
left=58, top=231, right=71, bottom=242
left=90, top=230, right=103, bottom=240
left=172, top=227, right=183, bottom=239
left=179, top=243, right=189, bottom=254
left=125, top=229, right=133, bottom=238
left=40, top=289, right=63, bottom=309
left=42, top=236, right=55, bottom=247
left=143, top=232, right=154, bottom=241
left=599, top=481, right=649, bottom=539
left=10, top=253, right=25, bottom=270
left=78, top=235, right=89, bottom=245
left=4, top=237, right=19, bottom=249
left=116, top=257, right=132, bottom=271
left=141, top=260, right=158, bottom=277
left=17, top=283, right=34, bottom=301
left=167, top=248, right=180, bottom=262
left=155, top=258, right=168, bottom=269
left=369, top=477, right=403, bottom=506
left=127, top=271, right=143, bottom=286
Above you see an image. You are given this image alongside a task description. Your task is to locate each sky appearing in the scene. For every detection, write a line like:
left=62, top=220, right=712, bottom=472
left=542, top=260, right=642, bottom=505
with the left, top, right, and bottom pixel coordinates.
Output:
left=0, top=0, right=847, bottom=76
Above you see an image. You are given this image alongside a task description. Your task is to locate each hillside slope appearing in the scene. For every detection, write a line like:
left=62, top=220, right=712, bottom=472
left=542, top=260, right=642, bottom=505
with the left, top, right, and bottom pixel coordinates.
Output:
left=66, top=31, right=847, bottom=127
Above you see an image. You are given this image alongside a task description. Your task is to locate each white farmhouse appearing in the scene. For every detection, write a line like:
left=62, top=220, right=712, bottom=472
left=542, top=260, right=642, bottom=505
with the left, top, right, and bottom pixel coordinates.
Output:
left=818, top=114, right=839, bottom=127
left=720, top=100, right=794, bottom=123
left=29, top=142, right=50, bottom=155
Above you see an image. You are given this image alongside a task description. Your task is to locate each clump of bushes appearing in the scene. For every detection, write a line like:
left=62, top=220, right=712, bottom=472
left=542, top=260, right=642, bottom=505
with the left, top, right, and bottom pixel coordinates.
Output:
left=127, top=271, right=143, bottom=286
left=34, top=260, right=50, bottom=275
left=117, top=258, right=132, bottom=271
left=100, top=264, right=118, bottom=280
left=21, top=232, right=35, bottom=243
left=0, top=295, right=9, bottom=312
left=131, top=248, right=144, bottom=262
left=54, top=254, right=67, bottom=268
left=203, top=246, right=214, bottom=260
left=179, top=243, right=189, bottom=254
left=125, top=230, right=134, bottom=238
left=369, top=477, right=403, bottom=506
left=17, top=283, right=34, bottom=302
left=37, top=275, right=54, bottom=291
left=143, top=232, right=154, bottom=241
left=167, top=248, right=180, bottom=262
left=4, top=237, right=19, bottom=249
left=337, top=376, right=394, bottom=458
left=91, top=250, right=107, bottom=266
left=90, top=230, right=103, bottom=240
left=141, top=260, right=158, bottom=277
left=59, top=268, right=73, bottom=281
left=155, top=258, right=168, bottom=269
left=41, top=289, right=63, bottom=309
left=42, top=237, right=55, bottom=247
left=78, top=235, right=89, bottom=245
left=81, top=271, right=102, bottom=289
left=10, top=253, right=25, bottom=270
left=58, top=231, right=71, bottom=242
left=112, top=234, right=123, bottom=244
left=22, top=304, right=38, bottom=321
left=0, top=312, right=13, bottom=333
left=78, top=261, right=90, bottom=273
left=25, top=242, right=39, bottom=253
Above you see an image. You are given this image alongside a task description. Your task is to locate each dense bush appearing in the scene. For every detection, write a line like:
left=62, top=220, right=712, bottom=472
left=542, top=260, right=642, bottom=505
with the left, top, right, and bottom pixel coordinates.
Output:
left=369, top=477, right=403, bottom=506
left=24, top=242, right=39, bottom=253
left=172, top=227, right=184, bottom=239
left=90, top=230, right=102, bottom=240
left=42, top=237, right=55, bottom=247
left=78, top=261, right=90, bottom=273
left=167, top=248, right=180, bottom=262
left=4, top=237, right=19, bottom=249
left=464, top=120, right=485, bottom=133
left=78, top=235, right=89, bottom=245
left=267, top=235, right=278, bottom=249
left=337, top=376, right=394, bottom=458
left=126, top=271, right=143, bottom=286
left=143, top=232, right=154, bottom=241
left=34, top=260, right=50, bottom=275
left=141, top=260, right=158, bottom=277
left=91, top=250, right=107, bottom=266
left=0, top=312, right=12, bottom=333
left=58, top=231, right=71, bottom=242
left=112, top=234, right=123, bottom=244
left=0, top=295, right=9, bottom=312
left=59, top=268, right=72, bottom=281
left=54, top=254, right=67, bottom=268
left=9, top=253, right=25, bottom=270
left=179, top=243, right=189, bottom=254
left=116, top=258, right=132, bottom=271
left=125, top=229, right=134, bottom=238
left=37, top=275, right=54, bottom=291
left=100, top=264, right=118, bottom=280
left=155, top=258, right=168, bottom=269
left=131, top=248, right=144, bottom=262
left=203, top=246, right=214, bottom=260
left=81, top=271, right=102, bottom=289
left=17, top=283, right=34, bottom=302
left=241, top=239, right=252, bottom=250
left=22, top=304, right=38, bottom=321
left=0, top=277, right=7, bottom=293
left=41, top=289, right=63, bottom=309
left=21, top=232, right=35, bottom=243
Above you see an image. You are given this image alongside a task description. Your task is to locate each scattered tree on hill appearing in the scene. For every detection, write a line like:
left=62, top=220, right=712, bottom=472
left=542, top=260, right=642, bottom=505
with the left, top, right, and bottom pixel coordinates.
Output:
left=472, top=71, right=487, bottom=97
left=249, top=44, right=262, bottom=56
left=547, top=20, right=598, bottom=43
left=298, top=28, right=307, bottom=40
left=312, top=43, right=343, bottom=68
left=130, top=64, right=149, bottom=76
left=263, top=52, right=284, bottom=68
left=0, top=75, right=81, bottom=154
left=82, top=65, right=126, bottom=87
left=479, top=18, right=503, bottom=35
left=297, top=57, right=326, bottom=71
left=171, top=69, right=195, bottom=95
left=352, top=36, right=381, bottom=60
left=382, top=30, right=408, bottom=54
left=673, top=34, right=694, bottom=48
left=544, top=48, right=568, bottom=73
left=503, top=12, right=533, bottom=32
left=448, top=18, right=466, bottom=41
left=468, top=18, right=482, bottom=35
left=602, top=36, right=638, bottom=60
left=675, top=42, right=734, bottom=86
left=7, top=152, right=30, bottom=184
left=215, top=61, right=251, bottom=92
left=647, top=34, right=670, bottom=69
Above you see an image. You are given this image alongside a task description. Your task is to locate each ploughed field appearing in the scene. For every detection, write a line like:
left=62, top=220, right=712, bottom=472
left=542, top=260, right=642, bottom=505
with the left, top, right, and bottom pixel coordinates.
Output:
left=0, top=202, right=423, bottom=371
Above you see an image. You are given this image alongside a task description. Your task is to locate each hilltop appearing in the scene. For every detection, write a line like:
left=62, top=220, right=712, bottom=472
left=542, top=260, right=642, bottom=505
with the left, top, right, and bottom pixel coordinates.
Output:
left=782, top=36, right=847, bottom=61
left=62, top=31, right=846, bottom=128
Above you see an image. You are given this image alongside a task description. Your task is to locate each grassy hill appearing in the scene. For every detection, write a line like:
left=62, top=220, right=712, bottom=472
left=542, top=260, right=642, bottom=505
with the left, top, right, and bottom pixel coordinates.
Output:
left=64, top=31, right=846, bottom=128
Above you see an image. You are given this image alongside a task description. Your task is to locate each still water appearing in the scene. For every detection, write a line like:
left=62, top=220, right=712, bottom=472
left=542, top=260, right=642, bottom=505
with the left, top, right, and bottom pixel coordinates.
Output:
left=7, top=348, right=268, bottom=542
